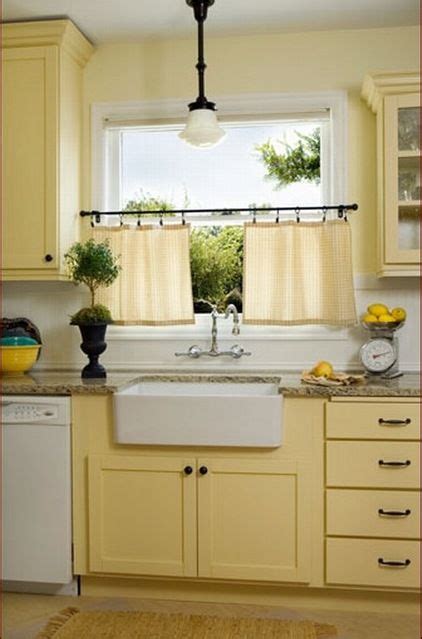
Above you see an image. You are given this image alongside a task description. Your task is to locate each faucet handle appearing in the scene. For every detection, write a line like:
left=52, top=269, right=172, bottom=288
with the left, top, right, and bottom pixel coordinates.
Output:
left=229, top=345, right=251, bottom=359
left=175, top=345, right=203, bottom=358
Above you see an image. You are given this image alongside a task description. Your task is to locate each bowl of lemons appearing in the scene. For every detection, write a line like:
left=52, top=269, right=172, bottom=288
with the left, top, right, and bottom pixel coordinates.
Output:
left=361, top=303, right=406, bottom=331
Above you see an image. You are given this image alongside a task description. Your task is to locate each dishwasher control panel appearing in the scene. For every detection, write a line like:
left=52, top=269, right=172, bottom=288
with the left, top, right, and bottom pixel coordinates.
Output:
left=1, top=396, right=71, bottom=425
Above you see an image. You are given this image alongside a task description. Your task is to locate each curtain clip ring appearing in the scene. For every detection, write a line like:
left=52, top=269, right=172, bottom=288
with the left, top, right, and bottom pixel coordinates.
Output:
left=159, top=213, right=164, bottom=227
left=295, top=207, right=301, bottom=223
left=338, top=206, right=344, bottom=220
left=93, top=211, right=101, bottom=225
left=322, top=206, right=327, bottom=223
left=276, top=209, right=280, bottom=224
left=181, top=211, right=186, bottom=225
left=252, top=210, right=257, bottom=224
left=119, top=214, right=124, bottom=227
left=137, top=214, right=141, bottom=227
left=90, top=216, right=94, bottom=228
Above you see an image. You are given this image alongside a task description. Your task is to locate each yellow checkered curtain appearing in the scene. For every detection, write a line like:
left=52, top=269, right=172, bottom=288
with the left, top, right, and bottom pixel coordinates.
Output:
left=242, top=220, right=357, bottom=326
left=93, top=224, right=195, bottom=325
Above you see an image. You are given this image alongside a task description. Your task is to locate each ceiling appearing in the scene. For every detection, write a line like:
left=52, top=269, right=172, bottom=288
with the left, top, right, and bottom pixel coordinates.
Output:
left=2, top=0, right=419, bottom=44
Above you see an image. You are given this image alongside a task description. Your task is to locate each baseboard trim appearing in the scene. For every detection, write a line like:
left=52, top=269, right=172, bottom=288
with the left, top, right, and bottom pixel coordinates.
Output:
left=80, top=576, right=419, bottom=614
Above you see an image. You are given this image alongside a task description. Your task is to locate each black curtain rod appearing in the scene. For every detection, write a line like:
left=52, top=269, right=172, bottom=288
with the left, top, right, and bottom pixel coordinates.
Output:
left=81, top=203, right=358, bottom=223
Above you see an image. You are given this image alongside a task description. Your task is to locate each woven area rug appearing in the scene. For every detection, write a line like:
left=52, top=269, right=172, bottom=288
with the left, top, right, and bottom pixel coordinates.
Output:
left=36, top=607, right=337, bottom=638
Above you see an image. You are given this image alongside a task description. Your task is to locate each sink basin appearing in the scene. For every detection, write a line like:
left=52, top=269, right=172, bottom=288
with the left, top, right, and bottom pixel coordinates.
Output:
left=113, top=382, right=282, bottom=447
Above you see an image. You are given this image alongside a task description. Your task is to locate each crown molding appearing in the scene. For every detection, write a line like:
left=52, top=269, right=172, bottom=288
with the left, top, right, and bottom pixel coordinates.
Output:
left=362, top=72, right=420, bottom=114
left=2, top=19, right=94, bottom=67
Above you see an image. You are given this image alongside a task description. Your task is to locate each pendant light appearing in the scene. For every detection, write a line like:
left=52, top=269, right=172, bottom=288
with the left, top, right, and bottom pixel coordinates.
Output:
left=179, top=0, right=226, bottom=148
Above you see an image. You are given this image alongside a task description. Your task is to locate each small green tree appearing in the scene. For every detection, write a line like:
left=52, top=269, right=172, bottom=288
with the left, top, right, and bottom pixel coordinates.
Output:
left=190, top=226, right=243, bottom=311
left=65, top=239, right=121, bottom=324
left=256, top=129, right=320, bottom=187
left=124, top=189, right=175, bottom=214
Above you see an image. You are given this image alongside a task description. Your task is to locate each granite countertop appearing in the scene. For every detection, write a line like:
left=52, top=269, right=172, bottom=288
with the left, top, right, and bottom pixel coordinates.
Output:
left=0, top=370, right=420, bottom=397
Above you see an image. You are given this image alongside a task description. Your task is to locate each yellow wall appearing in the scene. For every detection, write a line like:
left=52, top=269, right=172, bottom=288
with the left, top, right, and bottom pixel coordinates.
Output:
left=82, top=26, right=419, bottom=273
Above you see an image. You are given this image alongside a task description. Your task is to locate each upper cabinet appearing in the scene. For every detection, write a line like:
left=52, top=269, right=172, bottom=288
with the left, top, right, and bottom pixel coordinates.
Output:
left=362, top=73, right=420, bottom=277
left=1, top=20, right=93, bottom=280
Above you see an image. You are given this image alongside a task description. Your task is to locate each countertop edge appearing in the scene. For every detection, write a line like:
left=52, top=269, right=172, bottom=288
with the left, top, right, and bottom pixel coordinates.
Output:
left=0, top=371, right=420, bottom=398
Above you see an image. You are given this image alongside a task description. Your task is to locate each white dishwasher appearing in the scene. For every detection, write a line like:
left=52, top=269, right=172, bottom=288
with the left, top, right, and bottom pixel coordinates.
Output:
left=1, top=396, right=74, bottom=592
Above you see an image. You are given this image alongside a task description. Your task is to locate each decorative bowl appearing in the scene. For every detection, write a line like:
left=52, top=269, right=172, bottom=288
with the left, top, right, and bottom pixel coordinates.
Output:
left=0, top=344, right=41, bottom=375
left=0, top=336, right=38, bottom=346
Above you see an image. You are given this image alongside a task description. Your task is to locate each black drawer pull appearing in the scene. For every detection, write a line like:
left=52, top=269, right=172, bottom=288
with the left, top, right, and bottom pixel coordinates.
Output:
left=183, top=466, right=193, bottom=475
left=378, top=558, right=411, bottom=568
left=378, top=508, right=411, bottom=518
left=199, top=466, right=208, bottom=475
left=378, top=418, right=411, bottom=426
left=44, top=254, right=54, bottom=262
left=378, top=459, right=411, bottom=468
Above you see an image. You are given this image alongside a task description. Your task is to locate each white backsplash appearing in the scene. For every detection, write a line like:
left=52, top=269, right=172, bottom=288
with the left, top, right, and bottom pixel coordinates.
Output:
left=2, top=276, right=420, bottom=373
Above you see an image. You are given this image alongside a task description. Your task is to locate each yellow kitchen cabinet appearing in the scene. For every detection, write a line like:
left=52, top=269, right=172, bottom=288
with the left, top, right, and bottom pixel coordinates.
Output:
left=198, top=457, right=311, bottom=583
left=1, top=20, right=93, bottom=280
left=88, top=455, right=197, bottom=577
left=72, top=394, right=323, bottom=587
left=325, top=397, right=420, bottom=591
left=362, top=72, right=420, bottom=276
left=87, top=454, right=311, bottom=583
left=326, top=538, right=420, bottom=590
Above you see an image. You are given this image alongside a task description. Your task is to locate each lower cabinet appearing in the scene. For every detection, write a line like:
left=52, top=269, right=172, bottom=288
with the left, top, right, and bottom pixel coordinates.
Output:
left=88, top=455, right=197, bottom=577
left=88, top=454, right=311, bottom=583
left=325, top=398, right=421, bottom=591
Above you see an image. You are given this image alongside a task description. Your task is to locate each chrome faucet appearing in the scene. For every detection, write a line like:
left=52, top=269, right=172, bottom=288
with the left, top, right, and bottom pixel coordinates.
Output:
left=210, top=304, right=239, bottom=353
left=175, top=304, right=251, bottom=359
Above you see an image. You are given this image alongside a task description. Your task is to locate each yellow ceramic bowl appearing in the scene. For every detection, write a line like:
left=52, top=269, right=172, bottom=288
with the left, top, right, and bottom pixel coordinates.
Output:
left=0, top=344, right=41, bottom=375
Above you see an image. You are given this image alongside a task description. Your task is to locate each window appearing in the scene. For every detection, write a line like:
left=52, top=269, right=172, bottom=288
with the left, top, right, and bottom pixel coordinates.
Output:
left=92, top=92, right=347, bottom=328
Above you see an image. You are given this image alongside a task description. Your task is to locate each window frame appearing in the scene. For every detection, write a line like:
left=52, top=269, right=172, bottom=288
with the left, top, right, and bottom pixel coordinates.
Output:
left=90, top=91, right=348, bottom=342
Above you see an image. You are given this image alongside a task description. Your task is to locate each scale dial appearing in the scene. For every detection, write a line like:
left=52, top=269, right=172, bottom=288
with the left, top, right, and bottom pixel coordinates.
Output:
left=359, top=337, right=397, bottom=373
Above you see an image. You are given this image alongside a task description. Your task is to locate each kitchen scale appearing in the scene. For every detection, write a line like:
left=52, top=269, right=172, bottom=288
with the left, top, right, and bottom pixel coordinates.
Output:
left=359, top=321, right=405, bottom=378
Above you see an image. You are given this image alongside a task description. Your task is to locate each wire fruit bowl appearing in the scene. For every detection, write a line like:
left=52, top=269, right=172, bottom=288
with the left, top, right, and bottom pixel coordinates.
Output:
left=361, top=320, right=405, bottom=333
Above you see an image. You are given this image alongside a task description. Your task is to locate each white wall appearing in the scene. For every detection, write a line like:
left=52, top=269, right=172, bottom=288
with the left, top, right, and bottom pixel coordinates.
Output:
left=3, top=276, right=419, bottom=372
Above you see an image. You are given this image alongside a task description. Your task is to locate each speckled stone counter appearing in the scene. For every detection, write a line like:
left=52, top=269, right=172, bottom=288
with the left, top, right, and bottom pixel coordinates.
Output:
left=0, top=370, right=420, bottom=397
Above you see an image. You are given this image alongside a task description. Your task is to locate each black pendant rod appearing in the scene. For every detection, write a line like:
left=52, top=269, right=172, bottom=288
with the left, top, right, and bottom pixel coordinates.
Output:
left=80, top=203, right=358, bottom=223
left=187, top=0, right=216, bottom=111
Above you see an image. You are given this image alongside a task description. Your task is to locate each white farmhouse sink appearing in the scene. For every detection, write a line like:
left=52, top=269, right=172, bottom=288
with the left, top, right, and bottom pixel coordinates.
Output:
left=113, top=382, right=282, bottom=447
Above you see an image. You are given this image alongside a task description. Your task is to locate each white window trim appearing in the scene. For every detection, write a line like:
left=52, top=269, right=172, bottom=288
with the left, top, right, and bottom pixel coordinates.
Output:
left=90, top=91, right=348, bottom=342
left=92, top=91, right=347, bottom=209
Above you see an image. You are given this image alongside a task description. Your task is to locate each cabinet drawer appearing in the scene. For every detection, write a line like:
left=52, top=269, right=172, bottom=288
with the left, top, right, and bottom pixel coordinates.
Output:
left=326, top=489, right=420, bottom=539
left=326, top=441, right=420, bottom=488
left=326, top=538, right=420, bottom=589
left=326, top=402, right=420, bottom=440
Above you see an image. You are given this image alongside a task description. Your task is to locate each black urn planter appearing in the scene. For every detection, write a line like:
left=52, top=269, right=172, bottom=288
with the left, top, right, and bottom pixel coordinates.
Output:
left=77, top=323, right=108, bottom=379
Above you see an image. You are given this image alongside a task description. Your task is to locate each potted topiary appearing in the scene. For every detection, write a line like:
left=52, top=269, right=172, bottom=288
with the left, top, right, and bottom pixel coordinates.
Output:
left=65, top=238, right=121, bottom=379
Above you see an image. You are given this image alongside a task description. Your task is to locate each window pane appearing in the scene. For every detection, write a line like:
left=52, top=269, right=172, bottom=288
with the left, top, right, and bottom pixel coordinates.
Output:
left=121, top=121, right=323, bottom=210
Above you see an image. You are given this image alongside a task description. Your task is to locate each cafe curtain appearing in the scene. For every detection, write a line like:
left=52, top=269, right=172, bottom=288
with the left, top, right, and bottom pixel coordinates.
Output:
left=242, top=220, right=357, bottom=326
left=92, top=224, right=195, bottom=325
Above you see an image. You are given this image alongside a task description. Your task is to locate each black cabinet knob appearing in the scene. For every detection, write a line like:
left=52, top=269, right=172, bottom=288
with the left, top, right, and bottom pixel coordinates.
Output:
left=44, top=254, right=53, bottom=262
left=183, top=466, right=193, bottom=475
left=199, top=466, right=208, bottom=475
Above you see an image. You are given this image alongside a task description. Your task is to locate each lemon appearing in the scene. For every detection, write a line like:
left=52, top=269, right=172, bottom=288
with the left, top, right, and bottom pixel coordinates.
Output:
left=311, top=361, right=333, bottom=378
left=367, top=303, right=389, bottom=318
left=391, top=307, right=407, bottom=322
left=362, top=313, right=378, bottom=323
left=378, top=313, right=396, bottom=323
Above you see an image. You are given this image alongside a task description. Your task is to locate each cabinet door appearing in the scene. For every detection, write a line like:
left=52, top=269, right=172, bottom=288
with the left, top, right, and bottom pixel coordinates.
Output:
left=88, top=455, right=197, bottom=577
left=2, top=46, right=58, bottom=270
left=384, top=92, right=421, bottom=265
left=198, top=458, right=311, bottom=583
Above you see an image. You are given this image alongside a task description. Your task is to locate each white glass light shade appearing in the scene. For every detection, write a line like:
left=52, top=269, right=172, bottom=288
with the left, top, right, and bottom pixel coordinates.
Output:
left=179, top=108, right=226, bottom=148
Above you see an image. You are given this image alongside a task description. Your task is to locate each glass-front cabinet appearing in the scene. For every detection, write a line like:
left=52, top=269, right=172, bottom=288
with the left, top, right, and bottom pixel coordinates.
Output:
left=362, top=73, right=420, bottom=276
